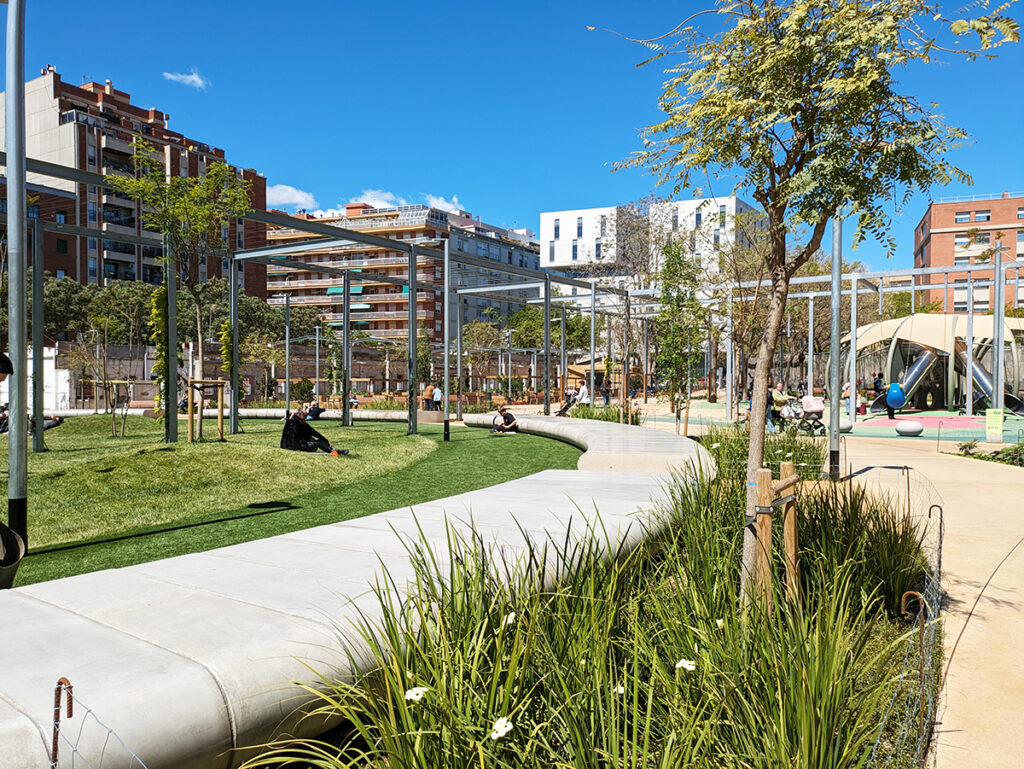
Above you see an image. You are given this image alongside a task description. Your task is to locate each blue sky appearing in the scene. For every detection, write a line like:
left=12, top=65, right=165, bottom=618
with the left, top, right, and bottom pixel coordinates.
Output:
left=4, top=0, right=1023, bottom=270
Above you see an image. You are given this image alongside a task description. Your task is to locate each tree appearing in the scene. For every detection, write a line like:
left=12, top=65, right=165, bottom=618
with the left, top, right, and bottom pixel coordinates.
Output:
left=241, top=332, right=284, bottom=401
left=621, top=0, right=1018, bottom=603
left=107, top=139, right=252, bottom=389
left=43, top=275, right=95, bottom=342
left=657, top=242, right=706, bottom=403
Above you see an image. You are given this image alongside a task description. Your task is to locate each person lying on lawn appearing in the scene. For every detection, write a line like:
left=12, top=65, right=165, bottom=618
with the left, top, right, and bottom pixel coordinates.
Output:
left=280, top=407, right=348, bottom=455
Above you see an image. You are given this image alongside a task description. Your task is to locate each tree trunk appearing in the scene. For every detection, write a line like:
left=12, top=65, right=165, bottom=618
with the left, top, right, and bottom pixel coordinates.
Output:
left=741, top=267, right=790, bottom=607
left=195, top=302, right=204, bottom=439
left=707, top=330, right=719, bottom=402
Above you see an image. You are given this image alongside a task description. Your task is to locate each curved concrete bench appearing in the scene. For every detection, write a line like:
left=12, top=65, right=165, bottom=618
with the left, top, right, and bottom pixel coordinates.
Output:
left=463, top=413, right=714, bottom=474
left=0, top=416, right=711, bottom=768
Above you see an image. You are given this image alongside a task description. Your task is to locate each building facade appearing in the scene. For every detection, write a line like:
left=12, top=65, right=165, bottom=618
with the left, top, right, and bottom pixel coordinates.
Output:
left=538, top=196, right=761, bottom=279
left=265, top=203, right=540, bottom=341
left=0, top=68, right=266, bottom=295
left=914, top=192, right=1024, bottom=312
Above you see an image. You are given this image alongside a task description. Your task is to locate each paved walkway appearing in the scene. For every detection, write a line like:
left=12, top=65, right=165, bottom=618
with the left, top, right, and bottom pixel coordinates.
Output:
left=0, top=418, right=709, bottom=769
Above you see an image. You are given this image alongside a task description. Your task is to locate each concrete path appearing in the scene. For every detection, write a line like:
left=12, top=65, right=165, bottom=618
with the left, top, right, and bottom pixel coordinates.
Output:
left=837, top=435, right=1024, bottom=769
left=0, top=419, right=709, bottom=769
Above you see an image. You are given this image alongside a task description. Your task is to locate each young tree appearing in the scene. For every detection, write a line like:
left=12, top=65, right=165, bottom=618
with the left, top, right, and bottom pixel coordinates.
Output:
left=107, top=139, right=252, bottom=388
left=619, top=0, right=1018, bottom=602
left=657, top=242, right=706, bottom=404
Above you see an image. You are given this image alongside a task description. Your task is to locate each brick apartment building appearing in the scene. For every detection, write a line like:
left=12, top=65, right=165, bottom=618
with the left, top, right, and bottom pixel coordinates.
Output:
left=266, top=204, right=540, bottom=342
left=914, top=192, right=1024, bottom=312
left=0, top=176, right=79, bottom=277
left=0, top=67, right=266, bottom=295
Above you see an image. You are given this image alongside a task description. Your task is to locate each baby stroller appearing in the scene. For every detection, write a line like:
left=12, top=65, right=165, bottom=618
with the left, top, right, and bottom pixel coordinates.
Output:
left=787, top=395, right=826, bottom=436
left=554, top=390, right=578, bottom=417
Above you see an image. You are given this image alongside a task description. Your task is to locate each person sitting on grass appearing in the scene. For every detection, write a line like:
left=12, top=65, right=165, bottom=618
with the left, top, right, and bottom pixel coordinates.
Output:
left=281, top=407, right=348, bottom=455
left=491, top=404, right=519, bottom=433
left=305, top=401, right=325, bottom=420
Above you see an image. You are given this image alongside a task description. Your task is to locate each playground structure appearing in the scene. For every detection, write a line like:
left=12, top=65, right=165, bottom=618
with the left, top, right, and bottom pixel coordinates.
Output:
left=838, top=314, right=1024, bottom=416
left=185, top=378, right=227, bottom=442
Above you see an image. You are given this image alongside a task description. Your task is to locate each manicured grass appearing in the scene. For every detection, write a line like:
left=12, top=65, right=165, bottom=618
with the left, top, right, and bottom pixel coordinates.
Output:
left=1, top=415, right=580, bottom=586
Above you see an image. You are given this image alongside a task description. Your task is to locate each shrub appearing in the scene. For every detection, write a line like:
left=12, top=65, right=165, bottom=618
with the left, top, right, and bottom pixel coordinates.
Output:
left=291, top=377, right=314, bottom=403
left=957, top=439, right=979, bottom=456
left=365, top=396, right=403, bottom=410
left=699, top=423, right=826, bottom=481
left=570, top=403, right=644, bottom=426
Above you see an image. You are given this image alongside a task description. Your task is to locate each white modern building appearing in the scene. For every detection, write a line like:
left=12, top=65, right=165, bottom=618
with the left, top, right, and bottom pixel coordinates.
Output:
left=538, top=196, right=761, bottom=277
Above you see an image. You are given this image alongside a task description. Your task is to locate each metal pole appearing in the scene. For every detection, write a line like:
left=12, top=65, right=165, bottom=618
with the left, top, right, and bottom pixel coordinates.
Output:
left=726, top=302, right=733, bottom=421
left=966, top=277, right=975, bottom=417
left=849, top=277, right=858, bottom=423
left=560, top=310, right=567, bottom=397
left=944, top=273, right=949, bottom=313
left=829, top=215, right=842, bottom=480
left=6, top=0, right=28, bottom=541
left=606, top=311, right=613, bottom=400
left=443, top=239, right=451, bottom=441
left=807, top=297, right=814, bottom=397
left=456, top=294, right=463, bottom=420
left=643, top=318, right=649, bottom=404
left=229, top=255, right=239, bottom=435
left=543, top=275, right=551, bottom=415
left=31, top=219, right=45, bottom=452
left=589, top=289, right=596, bottom=402
left=624, top=295, right=632, bottom=419
left=314, top=324, right=320, bottom=400
left=407, top=245, right=418, bottom=434
left=993, top=255, right=1005, bottom=411
left=342, top=271, right=352, bottom=427
left=284, top=292, right=291, bottom=414
left=507, top=331, right=512, bottom=401
left=166, top=241, right=178, bottom=443
left=910, top=278, right=916, bottom=313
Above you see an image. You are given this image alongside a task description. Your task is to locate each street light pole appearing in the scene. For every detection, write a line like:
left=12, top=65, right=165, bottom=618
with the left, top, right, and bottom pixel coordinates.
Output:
left=443, top=238, right=451, bottom=441
left=6, top=0, right=28, bottom=543
left=229, top=254, right=239, bottom=435
left=314, top=324, right=320, bottom=400
left=284, top=292, right=291, bottom=414
left=829, top=214, right=842, bottom=480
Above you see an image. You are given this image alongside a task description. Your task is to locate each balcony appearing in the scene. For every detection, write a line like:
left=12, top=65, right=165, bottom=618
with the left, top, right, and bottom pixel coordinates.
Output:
left=104, top=248, right=136, bottom=263
left=101, top=190, right=137, bottom=210
left=101, top=157, right=134, bottom=176
left=101, top=132, right=135, bottom=155
left=322, top=310, right=434, bottom=322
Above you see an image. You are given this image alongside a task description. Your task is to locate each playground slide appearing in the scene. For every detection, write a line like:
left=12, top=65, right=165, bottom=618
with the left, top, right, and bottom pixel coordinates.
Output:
left=952, top=339, right=1024, bottom=417
left=870, top=342, right=940, bottom=413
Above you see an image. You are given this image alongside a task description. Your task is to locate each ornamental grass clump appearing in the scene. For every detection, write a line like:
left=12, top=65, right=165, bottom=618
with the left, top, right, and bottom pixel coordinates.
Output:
left=244, top=469, right=934, bottom=769
left=700, top=423, right=826, bottom=480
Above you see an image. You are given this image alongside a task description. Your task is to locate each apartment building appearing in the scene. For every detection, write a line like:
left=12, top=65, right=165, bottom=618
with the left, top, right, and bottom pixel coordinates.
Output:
left=914, top=192, right=1024, bottom=312
left=265, top=203, right=541, bottom=341
left=0, top=67, right=266, bottom=295
left=0, top=176, right=79, bottom=277
left=538, top=196, right=761, bottom=279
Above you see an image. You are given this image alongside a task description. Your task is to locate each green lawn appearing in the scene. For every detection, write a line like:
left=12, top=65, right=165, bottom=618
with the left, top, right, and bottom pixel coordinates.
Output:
left=1, top=415, right=580, bottom=586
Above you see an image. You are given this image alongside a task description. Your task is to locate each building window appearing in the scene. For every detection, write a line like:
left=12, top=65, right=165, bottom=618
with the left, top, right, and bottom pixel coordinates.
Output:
left=1018, top=231, right=1024, bottom=243
left=719, top=204, right=727, bottom=228
left=672, top=209, right=678, bottom=231
left=548, top=241, right=555, bottom=263
left=974, top=232, right=991, bottom=245
left=88, top=238, right=97, bottom=251
left=572, top=239, right=578, bottom=261
left=56, top=210, right=67, bottom=224
left=576, top=217, right=583, bottom=237
left=0, top=199, right=5, bottom=213
left=554, top=219, right=560, bottom=240
left=955, top=211, right=970, bottom=223
left=56, top=238, right=68, bottom=254
left=695, top=210, right=702, bottom=227
left=88, top=202, right=97, bottom=223
left=954, top=233, right=969, bottom=248
left=237, top=229, right=244, bottom=249
left=1017, top=207, right=1024, bottom=219
left=600, top=215, right=607, bottom=236
left=953, top=301, right=968, bottom=312
left=87, top=149, right=96, bottom=166
left=713, top=231, right=720, bottom=247
left=56, top=269, right=67, bottom=279
left=595, top=238, right=601, bottom=259
left=88, top=257, right=97, bottom=278
left=975, top=209, right=991, bottom=222
left=954, top=253, right=970, bottom=265
left=28, top=205, right=39, bottom=219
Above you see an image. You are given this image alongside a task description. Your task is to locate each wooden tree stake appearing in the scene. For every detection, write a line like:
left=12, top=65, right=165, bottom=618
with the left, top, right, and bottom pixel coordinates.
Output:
left=755, top=467, right=774, bottom=614
left=780, top=460, right=800, bottom=602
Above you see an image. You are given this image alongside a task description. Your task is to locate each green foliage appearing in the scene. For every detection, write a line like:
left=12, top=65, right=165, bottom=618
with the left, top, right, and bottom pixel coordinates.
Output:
left=508, top=305, right=595, bottom=350
left=393, top=323, right=433, bottom=386
left=982, top=442, right=1024, bottom=467
left=570, top=403, right=644, bottom=426
left=148, top=286, right=170, bottom=413
left=218, top=318, right=234, bottom=378
left=700, top=423, right=826, bottom=481
left=657, top=241, right=706, bottom=400
left=43, top=274, right=95, bottom=341
left=241, top=469, right=934, bottom=769
left=957, top=439, right=980, bottom=456
left=496, top=375, right=525, bottom=398
left=291, top=377, right=314, bottom=403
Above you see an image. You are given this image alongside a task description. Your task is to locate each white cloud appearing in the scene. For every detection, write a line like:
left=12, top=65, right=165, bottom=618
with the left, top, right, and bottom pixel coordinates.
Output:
left=266, top=183, right=317, bottom=210
left=348, top=189, right=410, bottom=209
left=424, top=193, right=462, bottom=213
left=162, top=68, right=210, bottom=90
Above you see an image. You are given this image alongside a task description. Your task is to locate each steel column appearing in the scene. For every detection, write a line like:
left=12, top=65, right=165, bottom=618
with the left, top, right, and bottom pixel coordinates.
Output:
left=456, top=295, right=463, bottom=420
left=807, top=297, right=814, bottom=397
left=314, top=325, right=320, bottom=399
left=342, top=271, right=352, bottom=427
left=725, top=302, right=733, bottom=421
left=543, top=275, right=551, bottom=415
left=829, top=216, right=842, bottom=480
left=966, top=278, right=975, bottom=416
left=944, top=273, right=949, bottom=313
left=992, top=256, right=1005, bottom=410
left=166, top=241, right=178, bottom=443
left=849, top=277, right=858, bottom=423
left=284, top=292, right=291, bottom=414
left=229, top=256, right=239, bottom=434
left=443, top=239, right=451, bottom=441
left=407, top=245, right=418, bottom=434
left=559, top=311, right=567, bottom=396
left=31, top=219, right=45, bottom=452
left=642, top=318, right=649, bottom=403
left=589, top=288, right=596, bottom=402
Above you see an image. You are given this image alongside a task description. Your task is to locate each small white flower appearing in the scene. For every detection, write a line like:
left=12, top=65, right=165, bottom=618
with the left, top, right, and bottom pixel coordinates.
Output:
left=675, top=658, right=696, bottom=672
left=711, top=443, right=721, bottom=449
left=613, top=684, right=625, bottom=695
left=503, top=612, right=516, bottom=627
left=489, top=716, right=513, bottom=740
left=404, top=686, right=429, bottom=702
left=716, top=618, right=725, bottom=630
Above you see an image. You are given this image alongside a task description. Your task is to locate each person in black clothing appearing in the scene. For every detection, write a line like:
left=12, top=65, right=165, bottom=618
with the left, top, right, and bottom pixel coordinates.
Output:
left=305, top=401, right=326, bottom=420
left=281, top=408, right=348, bottom=455
left=0, top=351, right=12, bottom=383
left=490, top=405, right=519, bottom=433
